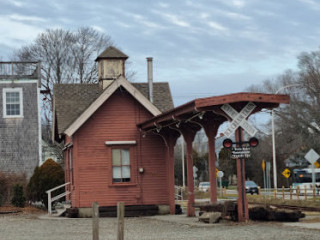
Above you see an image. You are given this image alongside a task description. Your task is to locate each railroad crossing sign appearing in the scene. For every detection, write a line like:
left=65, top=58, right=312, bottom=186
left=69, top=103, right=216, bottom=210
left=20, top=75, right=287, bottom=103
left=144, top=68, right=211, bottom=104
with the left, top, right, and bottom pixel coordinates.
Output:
left=282, top=168, right=291, bottom=178
left=221, top=102, right=258, bottom=137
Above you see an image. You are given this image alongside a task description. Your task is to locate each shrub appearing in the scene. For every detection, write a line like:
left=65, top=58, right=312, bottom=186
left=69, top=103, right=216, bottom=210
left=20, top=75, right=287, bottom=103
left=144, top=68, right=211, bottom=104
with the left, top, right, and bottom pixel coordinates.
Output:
left=27, top=159, right=64, bottom=208
left=0, top=171, right=27, bottom=205
left=11, top=184, right=26, bottom=207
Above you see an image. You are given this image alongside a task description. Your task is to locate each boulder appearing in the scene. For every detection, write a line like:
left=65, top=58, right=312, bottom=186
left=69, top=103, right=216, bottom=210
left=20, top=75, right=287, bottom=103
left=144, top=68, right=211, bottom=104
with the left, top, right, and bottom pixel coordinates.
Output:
left=199, top=212, right=222, bottom=224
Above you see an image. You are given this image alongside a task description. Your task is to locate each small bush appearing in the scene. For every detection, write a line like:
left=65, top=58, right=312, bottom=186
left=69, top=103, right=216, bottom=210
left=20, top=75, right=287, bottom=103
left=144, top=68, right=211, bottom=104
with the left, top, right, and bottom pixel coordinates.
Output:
left=27, top=159, right=64, bottom=208
left=0, top=171, right=27, bottom=205
left=11, top=184, right=26, bottom=208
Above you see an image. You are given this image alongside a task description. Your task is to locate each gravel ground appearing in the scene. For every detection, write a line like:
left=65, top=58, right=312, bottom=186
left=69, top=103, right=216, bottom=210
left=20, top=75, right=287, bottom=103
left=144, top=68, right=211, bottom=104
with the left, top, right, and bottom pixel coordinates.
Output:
left=1, top=213, right=320, bottom=240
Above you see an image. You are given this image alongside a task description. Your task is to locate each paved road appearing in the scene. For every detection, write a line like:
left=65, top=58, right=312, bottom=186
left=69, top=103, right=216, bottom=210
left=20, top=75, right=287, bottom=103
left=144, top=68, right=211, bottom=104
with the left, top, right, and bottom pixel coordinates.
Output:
left=1, top=213, right=320, bottom=240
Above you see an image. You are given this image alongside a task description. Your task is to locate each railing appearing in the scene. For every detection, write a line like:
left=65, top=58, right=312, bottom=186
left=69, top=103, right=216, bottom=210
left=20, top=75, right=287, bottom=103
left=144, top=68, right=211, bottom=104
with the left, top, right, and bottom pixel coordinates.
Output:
left=258, top=185, right=320, bottom=202
left=46, top=182, right=71, bottom=214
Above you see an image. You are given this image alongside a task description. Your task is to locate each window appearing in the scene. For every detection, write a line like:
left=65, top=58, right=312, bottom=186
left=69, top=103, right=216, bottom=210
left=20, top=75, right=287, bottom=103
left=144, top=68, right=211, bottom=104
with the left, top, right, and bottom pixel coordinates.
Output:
left=112, top=149, right=130, bottom=182
left=3, top=88, right=23, bottom=118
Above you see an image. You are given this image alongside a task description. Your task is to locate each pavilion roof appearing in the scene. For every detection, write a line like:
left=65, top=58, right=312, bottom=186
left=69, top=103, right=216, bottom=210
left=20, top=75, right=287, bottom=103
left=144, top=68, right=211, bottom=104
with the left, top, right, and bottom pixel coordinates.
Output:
left=138, top=92, right=290, bottom=132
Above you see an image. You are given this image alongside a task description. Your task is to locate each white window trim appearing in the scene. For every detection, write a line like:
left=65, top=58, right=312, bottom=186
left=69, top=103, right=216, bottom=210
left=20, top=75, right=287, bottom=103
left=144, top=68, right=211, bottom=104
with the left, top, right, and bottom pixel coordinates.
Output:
left=3, top=88, right=23, bottom=118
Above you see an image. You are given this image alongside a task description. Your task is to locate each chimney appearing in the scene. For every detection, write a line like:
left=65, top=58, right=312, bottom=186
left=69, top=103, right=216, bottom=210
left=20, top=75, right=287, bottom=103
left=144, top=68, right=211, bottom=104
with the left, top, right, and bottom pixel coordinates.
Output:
left=147, top=57, right=153, bottom=103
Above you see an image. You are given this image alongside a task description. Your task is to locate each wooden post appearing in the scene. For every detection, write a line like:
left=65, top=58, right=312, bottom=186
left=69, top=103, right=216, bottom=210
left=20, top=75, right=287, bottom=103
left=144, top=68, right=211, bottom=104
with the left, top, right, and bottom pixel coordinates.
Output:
left=313, top=186, right=316, bottom=202
left=181, top=129, right=197, bottom=217
left=203, top=121, right=219, bottom=204
left=117, top=202, right=125, bottom=240
left=290, top=186, right=292, bottom=200
left=165, top=132, right=179, bottom=214
left=273, top=189, right=276, bottom=199
left=235, top=128, right=248, bottom=222
left=282, top=186, right=285, bottom=200
left=92, top=202, right=99, bottom=240
left=304, top=185, right=307, bottom=201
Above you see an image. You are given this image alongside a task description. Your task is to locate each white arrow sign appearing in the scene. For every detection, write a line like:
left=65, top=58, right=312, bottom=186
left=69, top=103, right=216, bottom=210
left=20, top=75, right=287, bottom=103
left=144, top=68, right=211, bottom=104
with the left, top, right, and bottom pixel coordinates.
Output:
left=221, top=102, right=258, bottom=137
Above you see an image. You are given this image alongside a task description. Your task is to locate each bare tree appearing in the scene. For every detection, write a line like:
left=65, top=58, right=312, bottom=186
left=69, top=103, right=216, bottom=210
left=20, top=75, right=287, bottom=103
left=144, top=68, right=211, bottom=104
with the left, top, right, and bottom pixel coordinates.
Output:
left=14, top=27, right=113, bottom=127
left=245, top=47, right=320, bottom=185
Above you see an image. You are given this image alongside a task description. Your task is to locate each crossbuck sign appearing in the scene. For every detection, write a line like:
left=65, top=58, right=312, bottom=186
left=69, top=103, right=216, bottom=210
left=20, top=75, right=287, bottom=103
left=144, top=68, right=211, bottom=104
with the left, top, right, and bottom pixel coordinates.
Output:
left=221, top=102, right=258, bottom=137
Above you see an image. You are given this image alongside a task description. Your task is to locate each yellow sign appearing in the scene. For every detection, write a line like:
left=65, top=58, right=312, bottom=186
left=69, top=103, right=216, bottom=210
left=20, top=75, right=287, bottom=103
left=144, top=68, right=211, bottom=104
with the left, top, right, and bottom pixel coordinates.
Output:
left=314, top=161, right=320, bottom=168
left=261, top=160, right=265, bottom=171
left=282, top=168, right=291, bottom=178
left=216, top=168, right=219, bottom=177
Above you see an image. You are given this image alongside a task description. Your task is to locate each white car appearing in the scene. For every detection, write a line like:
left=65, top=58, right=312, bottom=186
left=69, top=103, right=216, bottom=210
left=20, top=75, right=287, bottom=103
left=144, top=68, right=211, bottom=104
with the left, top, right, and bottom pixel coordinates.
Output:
left=198, top=182, right=210, bottom=192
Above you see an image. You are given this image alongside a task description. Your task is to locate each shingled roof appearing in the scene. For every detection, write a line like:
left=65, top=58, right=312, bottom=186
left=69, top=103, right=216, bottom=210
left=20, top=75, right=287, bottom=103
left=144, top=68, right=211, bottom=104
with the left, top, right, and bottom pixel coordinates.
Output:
left=53, top=81, right=174, bottom=135
left=95, top=46, right=128, bottom=61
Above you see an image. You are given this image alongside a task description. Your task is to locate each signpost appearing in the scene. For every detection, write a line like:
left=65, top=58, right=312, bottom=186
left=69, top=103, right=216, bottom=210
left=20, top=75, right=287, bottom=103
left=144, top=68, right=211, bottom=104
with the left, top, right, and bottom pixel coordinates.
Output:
left=193, top=166, right=198, bottom=187
left=305, top=149, right=320, bottom=187
left=221, top=102, right=257, bottom=222
left=266, top=162, right=271, bottom=189
left=262, top=160, right=266, bottom=190
left=282, top=168, right=291, bottom=187
left=217, top=171, right=224, bottom=196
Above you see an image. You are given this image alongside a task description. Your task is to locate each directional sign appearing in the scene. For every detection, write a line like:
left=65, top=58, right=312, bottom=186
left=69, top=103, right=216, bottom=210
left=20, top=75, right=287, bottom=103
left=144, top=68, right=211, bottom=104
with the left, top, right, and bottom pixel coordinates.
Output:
left=282, top=168, right=291, bottom=179
left=221, top=102, right=258, bottom=137
left=315, top=161, right=320, bottom=168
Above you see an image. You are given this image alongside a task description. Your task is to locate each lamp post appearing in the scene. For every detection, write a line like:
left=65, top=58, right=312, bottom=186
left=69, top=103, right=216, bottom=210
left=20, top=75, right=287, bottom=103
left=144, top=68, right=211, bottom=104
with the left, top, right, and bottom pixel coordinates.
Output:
left=272, top=84, right=300, bottom=191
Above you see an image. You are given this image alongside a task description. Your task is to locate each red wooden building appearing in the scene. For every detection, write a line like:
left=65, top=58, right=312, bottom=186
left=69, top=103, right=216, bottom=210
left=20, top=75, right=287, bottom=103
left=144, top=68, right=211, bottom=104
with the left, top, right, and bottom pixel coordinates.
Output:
left=53, top=46, right=289, bottom=219
left=53, top=47, right=175, bottom=215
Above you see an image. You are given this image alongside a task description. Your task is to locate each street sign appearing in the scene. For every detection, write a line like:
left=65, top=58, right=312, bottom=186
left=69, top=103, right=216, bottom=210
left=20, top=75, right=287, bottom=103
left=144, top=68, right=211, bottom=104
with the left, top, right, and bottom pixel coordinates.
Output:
left=314, top=161, right=320, bottom=168
left=217, top=171, right=224, bottom=178
left=261, top=159, right=266, bottom=171
left=305, top=149, right=320, bottom=186
left=193, top=166, right=198, bottom=178
left=305, top=149, right=320, bottom=164
left=282, top=168, right=291, bottom=178
left=221, top=102, right=258, bottom=137
left=216, top=168, right=219, bottom=177
left=231, top=147, right=251, bottom=159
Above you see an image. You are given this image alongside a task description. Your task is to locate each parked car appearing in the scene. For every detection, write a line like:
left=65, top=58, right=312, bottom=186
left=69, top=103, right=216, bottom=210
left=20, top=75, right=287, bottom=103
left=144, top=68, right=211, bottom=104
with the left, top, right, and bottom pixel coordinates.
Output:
left=198, top=182, right=210, bottom=192
left=245, top=180, right=258, bottom=195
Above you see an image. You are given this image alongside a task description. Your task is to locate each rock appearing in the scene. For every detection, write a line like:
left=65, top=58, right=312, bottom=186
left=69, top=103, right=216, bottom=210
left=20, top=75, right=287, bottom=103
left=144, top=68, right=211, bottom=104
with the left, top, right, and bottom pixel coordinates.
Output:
left=199, top=212, right=222, bottom=224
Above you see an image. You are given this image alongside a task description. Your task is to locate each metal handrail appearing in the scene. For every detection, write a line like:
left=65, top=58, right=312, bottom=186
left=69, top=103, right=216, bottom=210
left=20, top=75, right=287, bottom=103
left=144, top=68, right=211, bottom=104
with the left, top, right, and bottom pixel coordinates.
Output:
left=46, top=182, right=71, bottom=214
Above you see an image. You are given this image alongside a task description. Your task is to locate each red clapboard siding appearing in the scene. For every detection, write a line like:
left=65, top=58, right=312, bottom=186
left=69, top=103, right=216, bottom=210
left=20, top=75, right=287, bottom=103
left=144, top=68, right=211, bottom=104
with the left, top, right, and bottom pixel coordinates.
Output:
left=69, top=89, right=170, bottom=208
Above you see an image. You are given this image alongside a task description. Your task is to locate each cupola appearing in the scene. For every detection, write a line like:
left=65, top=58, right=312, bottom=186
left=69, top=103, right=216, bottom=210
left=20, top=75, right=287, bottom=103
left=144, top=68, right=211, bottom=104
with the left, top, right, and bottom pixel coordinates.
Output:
left=95, top=46, right=128, bottom=89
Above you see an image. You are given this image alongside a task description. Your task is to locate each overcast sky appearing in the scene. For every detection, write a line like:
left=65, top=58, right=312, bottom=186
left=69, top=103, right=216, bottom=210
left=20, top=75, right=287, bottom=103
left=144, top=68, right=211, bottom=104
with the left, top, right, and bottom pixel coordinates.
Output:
left=1, top=0, right=320, bottom=107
